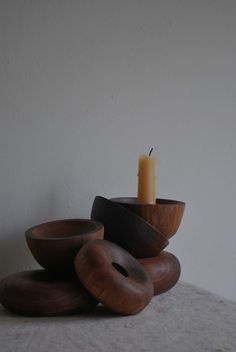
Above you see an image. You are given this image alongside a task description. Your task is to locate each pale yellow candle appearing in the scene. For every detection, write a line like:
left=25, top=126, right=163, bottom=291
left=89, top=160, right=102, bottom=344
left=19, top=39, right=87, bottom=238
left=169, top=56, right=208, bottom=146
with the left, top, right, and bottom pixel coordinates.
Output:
left=137, top=149, right=157, bottom=204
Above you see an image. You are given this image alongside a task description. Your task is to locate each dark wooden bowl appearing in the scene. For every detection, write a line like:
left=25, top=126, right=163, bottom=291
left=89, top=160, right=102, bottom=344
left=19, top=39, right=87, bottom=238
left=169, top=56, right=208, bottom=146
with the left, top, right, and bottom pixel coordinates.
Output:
left=138, top=251, right=181, bottom=295
left=74, top=240, right=154, bottom=315
left=91, top=196, right=168, bottom=258
left=0, top=270, right=98, bottom=316
left=111, top=197, right=185, bottom=239
left=26, top=219, right=104, bottom=271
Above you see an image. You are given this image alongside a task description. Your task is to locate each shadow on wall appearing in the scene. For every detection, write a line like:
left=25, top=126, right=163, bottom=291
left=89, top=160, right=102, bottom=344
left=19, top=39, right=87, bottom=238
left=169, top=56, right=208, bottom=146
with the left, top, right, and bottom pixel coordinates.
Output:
left=0, top=189, right=71, bottom=279
left=0, top=233, right=37, bottom=279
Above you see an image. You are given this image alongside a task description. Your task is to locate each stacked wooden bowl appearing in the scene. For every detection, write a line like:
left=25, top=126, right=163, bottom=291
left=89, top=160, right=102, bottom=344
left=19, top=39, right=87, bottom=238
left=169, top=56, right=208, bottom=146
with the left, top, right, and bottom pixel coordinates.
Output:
left=0, top=196, right=185, bottom=316
left=0, top=219, right=104, bottom=316
left=92, top=196, right=185, bottom=296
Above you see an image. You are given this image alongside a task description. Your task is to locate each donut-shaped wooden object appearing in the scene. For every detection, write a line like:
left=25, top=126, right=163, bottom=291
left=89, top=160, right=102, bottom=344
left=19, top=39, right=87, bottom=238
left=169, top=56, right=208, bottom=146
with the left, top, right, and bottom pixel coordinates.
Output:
left=75, top=240, right=154, bottom=315
left=0, top=270, right=98, bottom=316
left=138, top=251, right=181, bottom=295
left=91, top=196, right=168, bottom=258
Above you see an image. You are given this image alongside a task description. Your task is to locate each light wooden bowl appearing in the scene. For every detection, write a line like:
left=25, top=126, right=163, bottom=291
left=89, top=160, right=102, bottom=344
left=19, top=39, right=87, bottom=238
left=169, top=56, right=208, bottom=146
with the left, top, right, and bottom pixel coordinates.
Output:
left=91, top=196, right=168, bottom=258
left=111, top=198, right=185, bottom=239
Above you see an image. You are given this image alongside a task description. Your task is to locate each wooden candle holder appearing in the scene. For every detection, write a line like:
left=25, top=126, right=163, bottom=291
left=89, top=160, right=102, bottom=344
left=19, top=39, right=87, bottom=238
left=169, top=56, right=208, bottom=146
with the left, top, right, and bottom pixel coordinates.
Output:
left=110, top=197, right=185, bottom=239
left=91, top=196, right=169, bottom=258
left=91, top=196, right=185, bottom=297
left=0, top=195, right=185, bottom=317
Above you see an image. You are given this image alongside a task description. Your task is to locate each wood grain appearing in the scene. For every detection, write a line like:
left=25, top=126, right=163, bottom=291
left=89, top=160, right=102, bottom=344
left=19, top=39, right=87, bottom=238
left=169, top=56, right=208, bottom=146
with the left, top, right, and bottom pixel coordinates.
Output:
left=91, top=196, right=168, bottom=258
left=74, top=240, right=154, bottom=315
left=26, top=219, right=104, bottom=271
left=138, top=251, right=181, bottom=295
left=111, top=197, right=185, bottom=239
left=0, top=270, right=98, bottom=316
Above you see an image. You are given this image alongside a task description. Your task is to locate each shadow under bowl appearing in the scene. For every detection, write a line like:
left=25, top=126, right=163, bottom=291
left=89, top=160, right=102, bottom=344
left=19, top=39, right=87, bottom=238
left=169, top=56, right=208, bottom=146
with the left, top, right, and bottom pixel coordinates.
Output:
left=91, top=196, right=168, bottom=258
left=25, top=219, right=104, bottom=271
left=110, top=198, right=185, bottom=239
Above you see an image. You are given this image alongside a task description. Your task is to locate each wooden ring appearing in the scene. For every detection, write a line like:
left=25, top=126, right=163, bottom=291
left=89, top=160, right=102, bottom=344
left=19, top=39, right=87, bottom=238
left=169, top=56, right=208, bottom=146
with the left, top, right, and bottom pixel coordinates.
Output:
left=138, top=251, right=181, bottom=295
left=74, top=240, right=154, bottom=315
left=0, top=270, right=98, bottom=316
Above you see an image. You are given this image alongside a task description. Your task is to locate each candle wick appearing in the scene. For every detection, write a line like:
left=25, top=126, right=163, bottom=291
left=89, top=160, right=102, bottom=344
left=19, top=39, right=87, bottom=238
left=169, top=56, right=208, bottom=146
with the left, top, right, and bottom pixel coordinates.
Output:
left=149, top=147, right=154, bottom=157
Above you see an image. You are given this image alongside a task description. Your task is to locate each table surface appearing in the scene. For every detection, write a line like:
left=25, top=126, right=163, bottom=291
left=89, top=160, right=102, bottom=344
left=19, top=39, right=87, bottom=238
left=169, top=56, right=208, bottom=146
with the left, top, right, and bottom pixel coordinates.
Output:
left=0, top=282, right=236, bottom=352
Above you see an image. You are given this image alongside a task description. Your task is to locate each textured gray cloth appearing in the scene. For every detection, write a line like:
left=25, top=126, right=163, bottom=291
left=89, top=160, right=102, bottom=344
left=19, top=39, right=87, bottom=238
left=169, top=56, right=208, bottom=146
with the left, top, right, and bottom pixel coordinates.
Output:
left=0, top=282, right=236, bottom=352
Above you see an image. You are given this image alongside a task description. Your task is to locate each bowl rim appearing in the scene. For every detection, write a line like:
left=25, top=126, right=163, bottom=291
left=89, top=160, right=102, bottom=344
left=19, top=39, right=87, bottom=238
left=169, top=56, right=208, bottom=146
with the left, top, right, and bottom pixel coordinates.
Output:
left=25, top=218, right=104, bottom=241
left=92, top=196, right=169, bottom=247
left=110, top=197, right=185, bottom=206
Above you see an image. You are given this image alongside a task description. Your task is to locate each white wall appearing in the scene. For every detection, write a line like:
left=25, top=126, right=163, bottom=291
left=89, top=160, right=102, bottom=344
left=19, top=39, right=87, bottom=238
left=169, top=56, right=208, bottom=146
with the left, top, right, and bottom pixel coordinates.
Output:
left=0, top=0, right=236, bottom=302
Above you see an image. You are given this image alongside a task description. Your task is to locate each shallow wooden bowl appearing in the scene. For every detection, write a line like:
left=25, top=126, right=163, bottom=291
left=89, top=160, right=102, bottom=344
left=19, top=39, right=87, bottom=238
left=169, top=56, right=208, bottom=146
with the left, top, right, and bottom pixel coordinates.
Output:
left=26, top=219, right=104, bottom=271
left=111, top=198, right=185, bottom=239
left=0, top=270, right=98, bottom=316
left=138, top=251, right=181, bottom=295
left=91, top=196, right=168, bottom=258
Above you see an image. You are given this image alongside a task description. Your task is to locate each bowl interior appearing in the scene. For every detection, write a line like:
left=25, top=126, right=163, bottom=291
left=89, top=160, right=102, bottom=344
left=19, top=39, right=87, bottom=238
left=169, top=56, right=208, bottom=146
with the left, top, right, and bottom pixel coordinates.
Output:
left=28, top=220, right=99, bottom=240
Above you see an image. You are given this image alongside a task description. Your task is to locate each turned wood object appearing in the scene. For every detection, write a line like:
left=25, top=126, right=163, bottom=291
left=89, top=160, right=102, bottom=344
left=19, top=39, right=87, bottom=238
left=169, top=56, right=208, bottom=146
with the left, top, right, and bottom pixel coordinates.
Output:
left=111, top=197, right=185, bottom=239
left=26, top=219, right=104, bottom=271
left=0, top=270, right=98, bottom=316
left=91, top=196, right=168, bottom=258
left=74, top=240, right=154, bottom=315
left=138, top=251, right=181, bottom=295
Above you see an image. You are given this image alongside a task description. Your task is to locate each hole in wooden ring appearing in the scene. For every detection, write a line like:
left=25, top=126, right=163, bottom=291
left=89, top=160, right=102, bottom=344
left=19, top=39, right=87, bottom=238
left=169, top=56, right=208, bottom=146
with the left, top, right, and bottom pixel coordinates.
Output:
left=112, top=262, right=129, bottom=277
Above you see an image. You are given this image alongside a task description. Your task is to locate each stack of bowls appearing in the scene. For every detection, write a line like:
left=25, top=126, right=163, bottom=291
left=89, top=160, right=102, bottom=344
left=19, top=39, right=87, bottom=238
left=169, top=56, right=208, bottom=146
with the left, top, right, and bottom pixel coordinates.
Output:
left=0, top=195, right=185, bottom=316
left=91, top=196, right=185, bottom=295
left=0, top=219, right=104, bottom=316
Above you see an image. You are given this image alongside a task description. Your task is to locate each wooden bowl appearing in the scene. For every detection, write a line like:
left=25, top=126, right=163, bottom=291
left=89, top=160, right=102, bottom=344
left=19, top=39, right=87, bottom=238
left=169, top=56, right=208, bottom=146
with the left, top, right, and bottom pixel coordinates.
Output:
left=91, top=196, right=168, bottom=258
left=138, top=251, right=181, bottom=295
left=26, top=219, right=104, bottom=271
left=74, top=240, right=154, bottom=315
left=111, top=198, right=185, bottom=239
left=0, top=270, right=98, bottom=316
